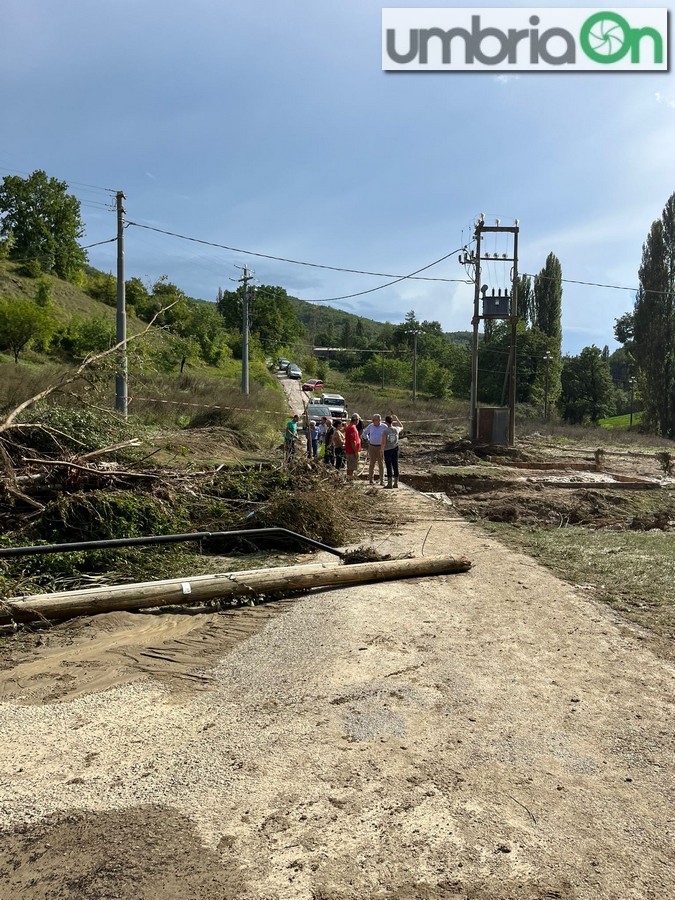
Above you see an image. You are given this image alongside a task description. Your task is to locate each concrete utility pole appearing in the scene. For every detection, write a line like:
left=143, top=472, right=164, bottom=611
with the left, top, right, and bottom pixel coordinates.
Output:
left=467, top=216, right=520, bottom=445
left=629, top=376, right=637, bottom=429
left=239, top=265, right=252, bottom=395
left=404, top=330, right=420, bottom=402
left=115, top=191, right=128, bottom=418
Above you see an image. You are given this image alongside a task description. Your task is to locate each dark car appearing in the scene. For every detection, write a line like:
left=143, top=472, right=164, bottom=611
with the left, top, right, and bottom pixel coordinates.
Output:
left=302, top=379, right=325, bottom=393
left=304, top=404, right=332, bottom=424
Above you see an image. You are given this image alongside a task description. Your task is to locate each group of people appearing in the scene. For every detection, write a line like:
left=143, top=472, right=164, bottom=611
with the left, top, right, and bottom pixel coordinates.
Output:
left=284, top=411, right=403, bottom=488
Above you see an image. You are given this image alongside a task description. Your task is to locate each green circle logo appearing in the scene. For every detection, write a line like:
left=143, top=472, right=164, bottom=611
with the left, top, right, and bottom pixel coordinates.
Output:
left=580, top=12, right=632, bottom=63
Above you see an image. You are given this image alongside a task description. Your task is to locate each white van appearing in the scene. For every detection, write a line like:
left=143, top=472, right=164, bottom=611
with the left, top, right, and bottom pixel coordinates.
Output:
left=321, top=392, right=347, bottom=419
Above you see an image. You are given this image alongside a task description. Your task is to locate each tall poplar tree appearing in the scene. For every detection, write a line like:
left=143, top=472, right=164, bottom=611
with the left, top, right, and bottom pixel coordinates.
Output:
left=532, top=252, right=563, bottom=408
left=533, top=253, right=563, bottom=343
left=632, top=192, right=675, bottom=437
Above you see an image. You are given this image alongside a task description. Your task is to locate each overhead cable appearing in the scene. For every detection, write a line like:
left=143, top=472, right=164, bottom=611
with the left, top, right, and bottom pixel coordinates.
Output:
left=125, top=220, right=466, bottom=284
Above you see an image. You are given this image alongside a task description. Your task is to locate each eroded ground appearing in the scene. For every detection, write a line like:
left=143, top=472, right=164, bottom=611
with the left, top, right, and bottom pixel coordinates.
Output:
left=1, top=440, right=674, bottom=900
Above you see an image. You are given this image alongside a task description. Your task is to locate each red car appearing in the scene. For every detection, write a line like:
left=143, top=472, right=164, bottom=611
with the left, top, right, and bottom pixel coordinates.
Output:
left=302, top=379, right=325, bottom=392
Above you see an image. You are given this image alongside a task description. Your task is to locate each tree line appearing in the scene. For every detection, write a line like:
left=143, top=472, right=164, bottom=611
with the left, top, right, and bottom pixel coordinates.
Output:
left=1, top=169, right=672, bottom=434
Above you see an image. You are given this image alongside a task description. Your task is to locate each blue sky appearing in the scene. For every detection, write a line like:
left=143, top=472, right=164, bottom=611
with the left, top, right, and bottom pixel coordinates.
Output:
left=1, top=0, right=673, bottom=354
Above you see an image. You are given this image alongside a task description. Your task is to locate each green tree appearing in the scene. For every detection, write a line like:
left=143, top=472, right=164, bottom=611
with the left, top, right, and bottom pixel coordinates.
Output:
left=558, top=346, right=615, bottom=424
left=533, top=253, right=563, bottom=343
left=518, top=274, right=535, bottom=327
left=85, top=270, right=117, bottom=306
left=59, top=315, right=116, bottom=359
left=0, top=170, right=86, bottom=279
left=217, top=284, right=300, bottom=355
left=0, top=296, right=56, bottom=362
left=631, top=193, right=675, bottom=437
left=35, top=279, right=53, bottom=308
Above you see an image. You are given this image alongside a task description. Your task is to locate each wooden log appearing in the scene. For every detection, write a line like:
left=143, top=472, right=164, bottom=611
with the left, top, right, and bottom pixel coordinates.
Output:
left=0, top=556, right=471, bottom=625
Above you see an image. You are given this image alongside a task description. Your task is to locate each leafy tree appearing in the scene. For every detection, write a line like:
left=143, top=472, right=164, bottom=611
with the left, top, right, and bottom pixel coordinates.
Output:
left=0, top=170, right=86, bottom=279
left=35, top=279, right=53, bottom=308
left=0, top=296, right=56, bottom=362
left=124, top=277, right=153, bottom=319
left=614, top=312, right=635, bottom=353
left=517, top=274, right=535, bottom=327
left=217, top=284, right=300, bottom=355
left=533, top=253, right=563, bottom=343
left=631, top=192, right=675, bottom=437
left=85, top=270, right=117, bottom=306
left=558, top=346, right=615, bottom=424
left=59, top=315, right=116, bottom=360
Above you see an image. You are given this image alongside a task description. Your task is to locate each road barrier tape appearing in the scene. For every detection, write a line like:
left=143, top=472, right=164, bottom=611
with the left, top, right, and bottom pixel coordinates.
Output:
left=128, top=396, right=466, bottom=425
left=128, top=396, right=289, bottom=416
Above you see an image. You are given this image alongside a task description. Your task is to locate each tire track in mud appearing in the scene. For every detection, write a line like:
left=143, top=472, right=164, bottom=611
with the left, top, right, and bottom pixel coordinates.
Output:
left=0, top=599, right=297, bottom=705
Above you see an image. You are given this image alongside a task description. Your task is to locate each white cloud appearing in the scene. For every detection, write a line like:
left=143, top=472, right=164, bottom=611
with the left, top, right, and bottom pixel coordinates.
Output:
left=655, top=92, right=675, bottom=109
left=495, top=74, right=520, bottom=84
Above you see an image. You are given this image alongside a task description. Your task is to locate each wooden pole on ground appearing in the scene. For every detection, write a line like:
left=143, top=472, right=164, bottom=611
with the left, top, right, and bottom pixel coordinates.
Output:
left=0, top=556, right=471, bottom=625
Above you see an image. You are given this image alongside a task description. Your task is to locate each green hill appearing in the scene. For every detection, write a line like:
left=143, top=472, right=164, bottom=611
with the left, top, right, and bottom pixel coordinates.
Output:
left=0, top=259, right=140, bottom=328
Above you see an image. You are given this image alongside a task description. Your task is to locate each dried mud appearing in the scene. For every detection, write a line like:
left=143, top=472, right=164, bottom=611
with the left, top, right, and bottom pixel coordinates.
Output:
left=1, top=428, right=674, bottom=899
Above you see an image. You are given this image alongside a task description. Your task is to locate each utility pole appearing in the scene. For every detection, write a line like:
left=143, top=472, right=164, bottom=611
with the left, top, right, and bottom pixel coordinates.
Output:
left=467, top=216, right=519, bottom=444
left=405, top=329, right=420, bottom=402
left=381, top=350, right=386, bottom=391
left=469, top=227, right=482, bottom=441
left=508, top=226, right=519, bottom=446
left=543, top=351, right=552, bottom=421
left=629, top=376, right=637, bottom=428
left=239, top=265, right=252, bottom=395
left=115, top=191, right=127, bottom=418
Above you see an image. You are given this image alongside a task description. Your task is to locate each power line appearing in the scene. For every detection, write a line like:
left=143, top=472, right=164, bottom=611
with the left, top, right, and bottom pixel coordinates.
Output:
left=300, top=249, right=467, bottom=303
left=125, top=219, right=467, bottom=284
left=522, top=271, right=670, bottom=295
left=81, top=237, right=117, bottom=250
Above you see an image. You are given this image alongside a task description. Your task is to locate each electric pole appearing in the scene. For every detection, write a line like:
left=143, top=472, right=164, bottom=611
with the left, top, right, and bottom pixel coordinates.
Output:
left=115, top=191, right=127, bottom=418
left=466, top=216, right=520, bottom=445
left=405, top=329, right=420, bottom=402
left=239, top=265, right=252, bottom=395
left=629, top=376, right=637, bottom=428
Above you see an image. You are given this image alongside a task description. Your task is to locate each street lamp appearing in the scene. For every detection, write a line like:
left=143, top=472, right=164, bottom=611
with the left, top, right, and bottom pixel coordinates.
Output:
left=543, top=351, right=553, bottom=421
left=629, top=377, right=637, bottom=429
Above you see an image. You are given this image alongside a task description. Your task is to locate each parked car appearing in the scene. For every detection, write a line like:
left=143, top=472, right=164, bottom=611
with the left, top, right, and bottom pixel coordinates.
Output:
left=302, top=378, right=325, bottom=393
left=304, top=404, right=332, bottom=425
left=278, top=357, right=290, bottom=369
left=286, top=363, right=302, bottom=379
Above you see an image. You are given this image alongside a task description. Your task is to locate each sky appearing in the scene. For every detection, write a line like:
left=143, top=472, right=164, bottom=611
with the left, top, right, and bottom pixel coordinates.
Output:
left=1, top=0, right=674, bottom=355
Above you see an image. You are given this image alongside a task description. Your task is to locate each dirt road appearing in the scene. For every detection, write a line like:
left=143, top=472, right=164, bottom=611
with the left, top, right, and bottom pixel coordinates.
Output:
left=0, top=484, right=673, bottom=899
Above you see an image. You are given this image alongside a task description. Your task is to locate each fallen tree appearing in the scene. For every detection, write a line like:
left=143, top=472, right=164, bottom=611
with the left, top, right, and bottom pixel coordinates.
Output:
left=0, top=555, right=471, bottom=625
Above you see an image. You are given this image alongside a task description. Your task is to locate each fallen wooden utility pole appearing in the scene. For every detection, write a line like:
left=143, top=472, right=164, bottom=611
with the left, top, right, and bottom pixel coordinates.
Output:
left=0, top=556, right=471, bottom=625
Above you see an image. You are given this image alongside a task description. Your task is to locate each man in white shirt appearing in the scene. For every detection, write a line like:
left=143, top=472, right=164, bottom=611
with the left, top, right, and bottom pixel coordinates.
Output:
left=362, top=413, right=388, bottom=485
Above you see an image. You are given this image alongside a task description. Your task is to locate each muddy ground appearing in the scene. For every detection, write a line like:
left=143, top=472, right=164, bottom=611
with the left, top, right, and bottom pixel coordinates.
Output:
left=1, top=434, right=674, bottom=899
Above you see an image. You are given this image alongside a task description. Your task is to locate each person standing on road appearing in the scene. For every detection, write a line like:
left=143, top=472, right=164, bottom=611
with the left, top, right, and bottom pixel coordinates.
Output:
left=332, top=420, right=346, bottom=470
left=323, top=418, right=336, bottom=467
left=284, top=414, right=301, bottom=462
left=362, top=413, right=388, bottom=485
left=306, top=420, right=319, bottom=459
left=345, top=413, right=361, bottom=481
left=383, top=414, right=403, bottom=488
left=317, top=416, right=330, bottom=456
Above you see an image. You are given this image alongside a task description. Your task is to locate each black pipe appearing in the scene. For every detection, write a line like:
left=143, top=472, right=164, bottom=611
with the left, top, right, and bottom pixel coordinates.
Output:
left=0, top=528, right=344, bottom=559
